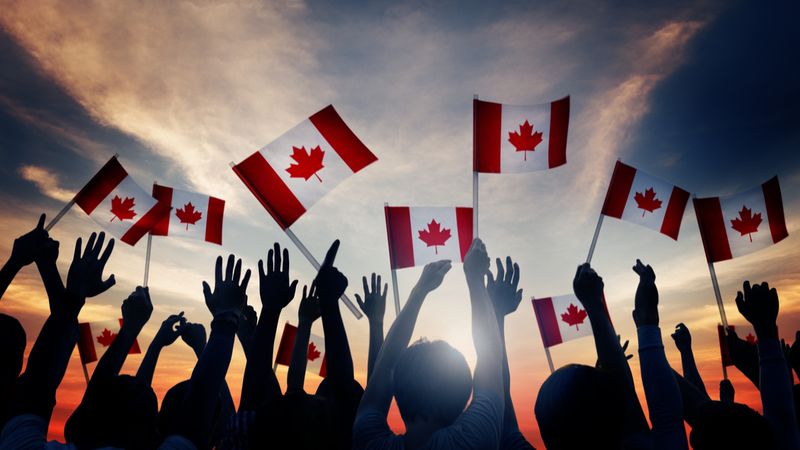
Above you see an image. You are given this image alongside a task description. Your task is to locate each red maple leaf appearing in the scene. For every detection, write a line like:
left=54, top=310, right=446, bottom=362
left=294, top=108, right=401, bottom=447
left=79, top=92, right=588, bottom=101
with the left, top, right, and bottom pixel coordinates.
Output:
left=508, top=120, right=543, bottom=161
left=633, top=187, right=663, bottom=217
left=560, top=303, right=588, bottom=331
left=745, top=333, right=757, bottom=344
left=730, top=206, right=762, bottom=242
left=418, top=219, right=452, bottom=254
left=307, top=342, right=321, bottom=361
left=175, top=202, right=203, bottom=230
left=110, top=195, right=136, bottom=222
left=286, top=146, right=325, bottom=182
left=96, top=328, right=117, bottom=347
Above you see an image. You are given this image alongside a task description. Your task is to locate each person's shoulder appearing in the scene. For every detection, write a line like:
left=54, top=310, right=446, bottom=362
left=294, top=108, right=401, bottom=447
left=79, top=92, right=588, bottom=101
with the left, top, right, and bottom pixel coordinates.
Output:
left=352, top=408, right=399, bottom=450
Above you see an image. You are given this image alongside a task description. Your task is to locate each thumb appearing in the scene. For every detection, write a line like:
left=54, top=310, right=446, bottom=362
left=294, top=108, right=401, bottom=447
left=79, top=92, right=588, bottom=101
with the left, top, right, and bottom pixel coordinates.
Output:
left=202, top=281, right=212, bottom=303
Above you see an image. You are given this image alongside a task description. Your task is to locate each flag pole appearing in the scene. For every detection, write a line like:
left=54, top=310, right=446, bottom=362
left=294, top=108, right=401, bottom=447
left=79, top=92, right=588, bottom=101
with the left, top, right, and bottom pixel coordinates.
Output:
left=283, top=227, right=363, bottom=320
left=81, top=363, right=90, bottom=385
left=543, top=346, right=555, bottom=374
left=585, top=214, right=604, bottom=264
left=384, top=203, right=401, bottom=316
left=472, top=94, right=479, bottom=238
left=143, top=233, right=153, bottom=287
left=45, top=153, right=120, bottom=231
left=707, top=261, right=729, bottom=330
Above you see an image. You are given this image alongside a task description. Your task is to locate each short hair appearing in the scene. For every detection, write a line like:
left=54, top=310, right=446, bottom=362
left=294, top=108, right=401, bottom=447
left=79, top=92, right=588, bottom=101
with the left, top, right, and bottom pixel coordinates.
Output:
left=65, top=375, right=159, bottom=450
left=0, top=313, right=25, bottom=383
left=690, top=401, right=776, bottom=450
left=393, top=339, right=472, bottom=425
left=535, top=364, right=626, bottom=450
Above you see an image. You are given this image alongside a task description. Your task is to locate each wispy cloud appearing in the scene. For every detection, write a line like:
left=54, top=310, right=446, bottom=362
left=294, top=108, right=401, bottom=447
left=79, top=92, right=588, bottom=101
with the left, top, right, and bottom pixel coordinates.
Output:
left=18, top=165, right=74, bottom=202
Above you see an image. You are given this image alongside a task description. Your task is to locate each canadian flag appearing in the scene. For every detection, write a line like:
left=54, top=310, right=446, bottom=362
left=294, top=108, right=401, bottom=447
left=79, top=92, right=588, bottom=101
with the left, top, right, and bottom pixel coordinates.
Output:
left=717, top=324, right=757, bottom=367
left=601, top=161, right=690, bottom=240
left=532, top=295, right=593, bottom=347
left=232, top=105, right=377, bottom=229
left=151, top=184, right=225, bottom=245
left=474, top=97, right=570, bottom=173
left=384, top=206, right=473, bottom=269
left=74, top=157, right=171, bottom=246
left=694, top=176, right=788, bottom=263
left=77, top=319, right=141, bottom=365
left=274, top=322, right=327, bottom=377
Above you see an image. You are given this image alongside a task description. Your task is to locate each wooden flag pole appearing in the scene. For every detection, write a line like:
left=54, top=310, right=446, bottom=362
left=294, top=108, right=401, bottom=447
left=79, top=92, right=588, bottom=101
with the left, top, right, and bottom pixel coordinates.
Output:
left=283, top=228, right=363, bottom=320
left=384, top=203, right=401, bottom=316
left=472, top=94, right=479, bottom=238
left=81, top=363, right=90, bottom=385
left=585, top=214, right=604, bottom=264
left=707, top=261, right=729, bottom=330
left=543, top=346, right=555, bottom=374
left=143, top=233, right=153, bottom=287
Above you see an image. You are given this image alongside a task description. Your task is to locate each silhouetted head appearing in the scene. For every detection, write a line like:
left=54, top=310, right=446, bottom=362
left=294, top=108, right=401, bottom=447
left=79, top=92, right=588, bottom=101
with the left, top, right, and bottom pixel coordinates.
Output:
left=690, top=401, right=776, bottom=450
left=158, top=380, right=190, bottom=438
left=794, top=384, right=800, bottom=428
left=535, top=364, right=626, bottom=450
left=0, top=313, right=25, bottom=385
left=65, top=374, right=159, bottom=450
left=393, top=339, right=472, bottom=426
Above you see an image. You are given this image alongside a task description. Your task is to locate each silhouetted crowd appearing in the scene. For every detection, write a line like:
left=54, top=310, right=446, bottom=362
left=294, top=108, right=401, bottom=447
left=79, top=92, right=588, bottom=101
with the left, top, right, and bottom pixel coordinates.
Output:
left=1, top=215, right=799, bottom=449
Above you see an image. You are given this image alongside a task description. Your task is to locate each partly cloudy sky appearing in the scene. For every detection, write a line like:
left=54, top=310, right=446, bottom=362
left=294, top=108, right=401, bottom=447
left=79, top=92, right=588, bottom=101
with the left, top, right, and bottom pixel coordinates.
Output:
left=0, top=0, right=798, bottom=446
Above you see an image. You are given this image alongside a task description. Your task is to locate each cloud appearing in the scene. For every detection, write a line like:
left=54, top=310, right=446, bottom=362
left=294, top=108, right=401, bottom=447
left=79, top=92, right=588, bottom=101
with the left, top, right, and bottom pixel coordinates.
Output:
left=18, top=165, right=75, bottom=202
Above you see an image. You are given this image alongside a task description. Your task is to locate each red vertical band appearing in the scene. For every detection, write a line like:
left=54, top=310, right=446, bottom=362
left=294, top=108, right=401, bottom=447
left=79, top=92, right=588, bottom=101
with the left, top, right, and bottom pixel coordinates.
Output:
left=120, top=201, right=172, bottom=246
left=150, top=184, right=173, bottom=236
left=532, top=297, right=562, bottom=348
left=601, top=161, right=636, bottom=218
left=693, top=197, right=733, bottom=263
left=548, top=96, right=570, bottom=168
left=205, top=196, right=225, bottom=245
left=319, top=355, right=327, bottom=378
left=74, top=157, right=128, bottom=214
left=77, top=323, right=98, bottom=365
left=385, top=206, right=415, bottom=269
left=762, top=176, right=788, bottom=244
left=275, top=323, right=298, bottom=367
left=473, top=99, right=502, bottom=173
left=456, top=207, right=474, bottom=262
left=309, top=105, right=377, bottom=173
left=660, top=186, right=690, bottom=240
left=233, top=152, right=306, bottom=229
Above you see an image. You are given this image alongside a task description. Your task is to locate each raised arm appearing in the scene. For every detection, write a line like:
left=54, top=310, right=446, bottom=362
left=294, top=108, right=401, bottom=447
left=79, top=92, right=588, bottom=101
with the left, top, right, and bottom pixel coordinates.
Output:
left=315, top=240, right=354, bottom=384
left=671, top=323, right=709, bottom=399
left=735, top=281, right=800, bottom=450
left=136, top=312, right=185, bottom=386
left=240, top=243, right=297, bottom=411
left=287, top=284, right=321, bottom=393
left=236, top=305, right=257, bottom=359
left=355, top=273, right=387, bottom=380
left=1, top=214, right=53, bottom=300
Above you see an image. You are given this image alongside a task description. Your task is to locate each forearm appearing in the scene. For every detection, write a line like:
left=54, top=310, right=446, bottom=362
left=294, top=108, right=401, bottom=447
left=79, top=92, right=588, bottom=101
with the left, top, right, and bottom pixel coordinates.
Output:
left=679, top=349, right=709, bottom=399
left=35, top=259, right=65, bottom=309
left=498, top=319, right=520, bottom=433
left=92, top=324, right=141, bottom=382
left=673, top=370, right=708, bottom=427
left=0, top=258, right=22, bottom=300
left=239, top=309, right=281, bottom=411
left=757, top=338, right=800, bottom=450
left=287, top=321, right=313, bottom=392
left=320, top=299, right=354, bottom=382
left=468, top=280, right=503, bottom=397
left=367, top=320, right=384, bottom=380
left=135, top=342, right=164, bottom=386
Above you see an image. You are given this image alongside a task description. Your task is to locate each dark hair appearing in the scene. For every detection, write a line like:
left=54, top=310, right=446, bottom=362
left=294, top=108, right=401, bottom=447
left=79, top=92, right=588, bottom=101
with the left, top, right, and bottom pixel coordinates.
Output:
left=65, top=375, right=159, bottom=450
left=535, top=364, right=626, bottom=450
left=0, top=313, right=25, bottom=383
left=690, top=401, right=776, bottom=450
left=393, top=339, right=472, bottom=425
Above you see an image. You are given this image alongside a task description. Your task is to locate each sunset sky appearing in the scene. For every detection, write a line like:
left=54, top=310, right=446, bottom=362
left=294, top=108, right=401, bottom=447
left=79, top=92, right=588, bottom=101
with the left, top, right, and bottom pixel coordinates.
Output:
left=1, top=1, right=799, bottom=448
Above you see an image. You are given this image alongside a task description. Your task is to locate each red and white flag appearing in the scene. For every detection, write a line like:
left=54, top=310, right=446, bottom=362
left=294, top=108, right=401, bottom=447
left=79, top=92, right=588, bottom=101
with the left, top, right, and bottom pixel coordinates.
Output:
left=385, top=206, right=473, bottom=269
left=77, top=319, right=141, bottom=365
left=601, top=161, right=690, bottom=240
left=74, top=157, right=171, bottom=246
left=232, top=105, right=377, bottom=229
left=717, top=324, right=757, bottom=367
left=474, top=97, right=570, bottom=173
left=274, top=322, right=326, bottom=377
left=694, top=176, right=788, bottom=263
left=532, top=295, right=593, bottom=347
left=151, top=184, right=225, bottom=245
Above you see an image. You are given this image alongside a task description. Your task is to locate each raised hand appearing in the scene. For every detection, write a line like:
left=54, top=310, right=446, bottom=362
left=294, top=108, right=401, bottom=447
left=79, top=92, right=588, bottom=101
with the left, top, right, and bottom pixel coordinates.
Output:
left=416, top=260, right=452, bottom=293
left=735, top=281, right=779, bottom=340
left=572, top=263, right=604, bottom=313
left=152, top=312, right=186, bottom=348
left=463, top=238, right=489, bottom=284
left=9, top=214, right=51, bottom=268
left=258, top=243, right=298, bottom=313
left=299, top=284, right=322, bottom=325
left=66, top=232, right=115, bottom=299
left=203, top=254, right=251, bottom=323
left=121, top=287, right=154, bottom=332
left=596, top=335, right=634, bottom=368
left=487, top=256, right=522, bottom=319
left=671, top=323, right=692, bottom=353
left=313, top=240, right=348, bottom=304
left=181, top=322, right=208, bottom=358
left=632, top=259, right=659, bottom=328
left=355, top=273, right=387, bottom=324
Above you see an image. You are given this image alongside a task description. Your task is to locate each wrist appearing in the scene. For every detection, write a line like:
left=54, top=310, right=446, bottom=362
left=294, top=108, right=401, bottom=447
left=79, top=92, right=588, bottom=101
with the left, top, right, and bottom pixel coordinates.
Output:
left=212, top=310, right=241, bottom=328
left=6, top=254, right=25, bottom=271
left=754, top=323, right=778, bottom=341
left=298, top=319, right=313, bottom=329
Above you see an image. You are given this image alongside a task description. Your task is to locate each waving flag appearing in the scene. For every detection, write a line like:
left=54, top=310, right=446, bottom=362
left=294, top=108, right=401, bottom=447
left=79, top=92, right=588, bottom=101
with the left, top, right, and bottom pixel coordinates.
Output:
left=74, top=157, right=170, bottom=245
left=474, top=97, right=569, bottom=173
left=77, top=319, right=141, bottom=365
left=694, top=176, right=787, bottom=263
left=233, top=105, right=377, bottom=229
left=385, top=206, right=473, bottom=269
left=717, top=324, right=757, bottom=367
left=274, top=322, right=327, bottom=377
left=601, top=161, right=690, bottom=240
left=151, top=184, right=225, bottom=245
left=532, top=295, right=594, bottom=348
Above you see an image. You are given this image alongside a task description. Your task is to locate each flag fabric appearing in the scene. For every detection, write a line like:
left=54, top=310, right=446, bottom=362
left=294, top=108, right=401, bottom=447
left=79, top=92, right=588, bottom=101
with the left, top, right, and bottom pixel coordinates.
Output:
left=274, top=322, right=327, bottom=377
left=77, top=319, right=141, bottom=365
left=601, top=161, right=691, bottom=240
left=694, top=176, right=788, bottom=263
left=384, top=206, right=473, bottom=269
left=232, top=105, right=377, bottom=229
left=74, top=157, right=171, bottom=246
left=474, top=97, right=570, bottom=173
left=717, top=324, right=757, bottom=367
left=532, top=295, right=593, bottom=348
left=151, top=184, right=225, bottom=245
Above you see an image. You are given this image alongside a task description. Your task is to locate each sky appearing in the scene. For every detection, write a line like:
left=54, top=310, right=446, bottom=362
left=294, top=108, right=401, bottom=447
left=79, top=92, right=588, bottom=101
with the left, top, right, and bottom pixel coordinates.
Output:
left=0, top=0, right=798, bottom=447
